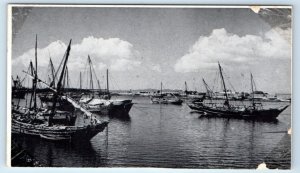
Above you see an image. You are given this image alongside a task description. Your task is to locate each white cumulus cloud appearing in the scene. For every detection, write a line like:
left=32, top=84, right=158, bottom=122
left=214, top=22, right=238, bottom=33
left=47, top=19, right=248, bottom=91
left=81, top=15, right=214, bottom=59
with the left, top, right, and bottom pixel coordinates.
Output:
left=110, top=58, right=141, bottom=71
left=174, top=27, right=291, bottom=73
left=13, top=36, right=141, bottom=72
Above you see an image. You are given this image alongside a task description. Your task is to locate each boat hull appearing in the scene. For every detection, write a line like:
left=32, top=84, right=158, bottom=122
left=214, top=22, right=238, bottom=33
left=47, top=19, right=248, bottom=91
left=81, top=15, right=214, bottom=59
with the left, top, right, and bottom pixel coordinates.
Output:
left=188, top=103, right=289, bottom=120
left=151, top=97, right=183, bottom=105
left=12, top=119, right=108, bottom=142
left=187, top=103, right=205, bottom=113
left=109, top=101, right=133, bottom=115
left=85, top=105, right=110, bottom=115
left=83, top=99, right=133, bottom=116
left=168, top=99, right=183, bottom=105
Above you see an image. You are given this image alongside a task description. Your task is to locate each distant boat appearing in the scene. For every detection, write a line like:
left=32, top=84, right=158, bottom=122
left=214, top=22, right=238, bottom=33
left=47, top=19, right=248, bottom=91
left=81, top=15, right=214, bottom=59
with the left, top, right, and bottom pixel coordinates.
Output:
left=12, top=36, right=108, bottom=142
left=151, top=82, right=183, bottom=105
left=138, top=91, right=152, bottom=97
left=181, top=81, right=206, bottom=103
left=188, top=62, right=289, bottom=120
left=118, top=90, right=136, bottom=96
left=246, top=92, right=291, bottom=102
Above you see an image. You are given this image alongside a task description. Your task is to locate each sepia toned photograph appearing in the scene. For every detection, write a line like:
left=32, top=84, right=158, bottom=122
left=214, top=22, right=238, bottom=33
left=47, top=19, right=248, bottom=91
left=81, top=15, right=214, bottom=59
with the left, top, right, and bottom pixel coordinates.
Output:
left=7, top=5, right=291, bottom=169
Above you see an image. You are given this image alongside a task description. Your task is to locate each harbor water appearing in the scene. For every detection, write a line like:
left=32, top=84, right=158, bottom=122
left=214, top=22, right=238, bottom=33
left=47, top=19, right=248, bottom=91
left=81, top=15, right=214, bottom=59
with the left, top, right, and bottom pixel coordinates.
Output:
left=12, top=95, right=291, bottom=168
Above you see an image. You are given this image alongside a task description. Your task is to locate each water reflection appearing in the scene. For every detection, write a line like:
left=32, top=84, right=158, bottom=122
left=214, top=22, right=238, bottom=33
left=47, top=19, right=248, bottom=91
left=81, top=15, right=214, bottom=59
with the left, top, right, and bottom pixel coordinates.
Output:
left=13, top=135, right=109, bottom=167
left=109, top=113, right=131, bottom=122
left=11, top=96, right=290, bottom=168
left=198, top=114, right=279, bottom=124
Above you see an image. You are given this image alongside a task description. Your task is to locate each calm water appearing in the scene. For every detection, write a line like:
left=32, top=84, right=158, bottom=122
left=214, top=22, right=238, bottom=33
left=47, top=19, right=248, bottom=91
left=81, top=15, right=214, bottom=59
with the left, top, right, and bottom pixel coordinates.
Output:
left=12, top=95, right=291, bottom=168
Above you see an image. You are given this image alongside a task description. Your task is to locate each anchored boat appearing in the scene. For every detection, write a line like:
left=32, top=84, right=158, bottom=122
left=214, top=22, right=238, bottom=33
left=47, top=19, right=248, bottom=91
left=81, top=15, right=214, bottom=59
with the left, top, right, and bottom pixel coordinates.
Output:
left=151, top=82, right=183, bottom=105
left=78, top=56, right=133, bottom=116
left=12, top=36, right=108, bottom=142
left=188, top=62, right=289, bottom=120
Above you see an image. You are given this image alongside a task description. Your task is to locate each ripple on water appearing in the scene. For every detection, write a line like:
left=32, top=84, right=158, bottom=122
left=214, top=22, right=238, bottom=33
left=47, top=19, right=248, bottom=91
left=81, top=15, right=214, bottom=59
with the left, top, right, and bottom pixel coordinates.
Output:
left=12, top=96, right=291, bottom=168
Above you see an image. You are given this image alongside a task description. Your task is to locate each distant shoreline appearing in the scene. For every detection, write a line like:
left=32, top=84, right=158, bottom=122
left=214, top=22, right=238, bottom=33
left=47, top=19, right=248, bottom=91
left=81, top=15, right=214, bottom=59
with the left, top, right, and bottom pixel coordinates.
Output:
left=14, top=87, right=291, bottom=96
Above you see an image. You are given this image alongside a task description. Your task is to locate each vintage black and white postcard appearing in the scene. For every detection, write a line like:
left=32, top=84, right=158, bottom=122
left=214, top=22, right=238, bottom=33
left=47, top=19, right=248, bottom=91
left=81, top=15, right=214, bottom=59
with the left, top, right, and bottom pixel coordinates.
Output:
left=7, top=4, right=292, bottom=169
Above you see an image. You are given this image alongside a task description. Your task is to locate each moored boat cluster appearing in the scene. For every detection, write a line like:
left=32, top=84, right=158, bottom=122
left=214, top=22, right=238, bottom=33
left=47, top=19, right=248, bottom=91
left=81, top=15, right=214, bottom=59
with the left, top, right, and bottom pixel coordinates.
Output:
left=11, top=37, right=109, bottom=142
left=11, top=36, right=291, bottom=145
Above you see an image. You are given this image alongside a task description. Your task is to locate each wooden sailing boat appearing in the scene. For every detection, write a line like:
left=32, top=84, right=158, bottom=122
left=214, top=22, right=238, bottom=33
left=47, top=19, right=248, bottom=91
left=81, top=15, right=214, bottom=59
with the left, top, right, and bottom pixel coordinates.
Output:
left=188, top=62, right=289, bottom=120
left=11, top=36, right=108, bottom=141
left=78, top=55, right=112, bottom=114
left=150, top=82, right=183, bottom=105
left=105, top=69, right=134, bottom=115
left=78, top=56, right=133, bottom=116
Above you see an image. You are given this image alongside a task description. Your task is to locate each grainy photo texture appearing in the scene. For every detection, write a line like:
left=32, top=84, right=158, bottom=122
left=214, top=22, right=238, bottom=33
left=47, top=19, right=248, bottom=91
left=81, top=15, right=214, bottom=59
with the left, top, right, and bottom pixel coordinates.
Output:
left=8, top=5, right=291, bottom=169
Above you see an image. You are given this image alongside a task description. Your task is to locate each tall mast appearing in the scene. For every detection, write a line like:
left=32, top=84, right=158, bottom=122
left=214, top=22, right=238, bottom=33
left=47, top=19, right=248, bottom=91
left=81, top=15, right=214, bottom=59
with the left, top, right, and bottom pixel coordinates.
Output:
left=49, top=39, right=72, bottom=126
left=47, top=59, right=52, bottom=86
left=251, top=73, right=255, bottom=107
left=49, top=58, right=56, bottom=87
left=62, top=69, right=65, bottom=89
left=218, top=62, right=229, bottom=107
left=97, top=79, right=101, bottom=94
left=33, top=35, right=38, bottom=111
left=88, top=55, right=93, bottom=90
left=62, top=66, right=68, bottom=90
left=66, top=66, right=69, bottom=88
left=61, top=66, right=69, bottom=89
left=29, top=61, right=35, bottom=109
left=202, top=78, right=211, bottom=98
left=57, top=40, right=72, bottom=91
left=184, top=81, right=188, bottom=95
left=35, top=34, right=37, bottom=75
left=79, top=71, right=82, bottom=90
left=160, top=82, right=162, bottom=96
left=106, top=69, right=110, bottom=96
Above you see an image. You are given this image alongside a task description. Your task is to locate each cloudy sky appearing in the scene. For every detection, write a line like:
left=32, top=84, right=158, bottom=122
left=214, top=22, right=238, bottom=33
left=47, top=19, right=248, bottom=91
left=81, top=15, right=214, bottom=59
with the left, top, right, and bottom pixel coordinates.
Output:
left=11, top=6, right=291, bottom=93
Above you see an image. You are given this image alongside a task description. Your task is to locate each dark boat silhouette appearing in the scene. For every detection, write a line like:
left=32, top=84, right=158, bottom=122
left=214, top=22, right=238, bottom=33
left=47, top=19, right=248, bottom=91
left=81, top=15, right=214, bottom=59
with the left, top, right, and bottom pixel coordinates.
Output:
left=188, top=62, right=289, bottom=120
left=12, top=36, right=108, bottom=142
left=151, top=82, right=183, bottom=105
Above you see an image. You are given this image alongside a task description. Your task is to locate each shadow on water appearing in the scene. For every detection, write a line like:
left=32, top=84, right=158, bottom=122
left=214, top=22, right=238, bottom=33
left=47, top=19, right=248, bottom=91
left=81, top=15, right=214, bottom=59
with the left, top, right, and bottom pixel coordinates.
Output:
left=108, top=113, right=131, bottom=122
left=92, top=110, right=131, bottom=122
left=109, top=115, right=131, bottom=123
left=196, top=113, right=279, bottom=124
left=11, top=138, right=41, bottom=167
left=195, top=113, right=279, bottom=168
left=189, top=110, right=204, bottom=115
left=12, top=135, right=109, bottom=167
left=11, top=96, right=289, bottom=168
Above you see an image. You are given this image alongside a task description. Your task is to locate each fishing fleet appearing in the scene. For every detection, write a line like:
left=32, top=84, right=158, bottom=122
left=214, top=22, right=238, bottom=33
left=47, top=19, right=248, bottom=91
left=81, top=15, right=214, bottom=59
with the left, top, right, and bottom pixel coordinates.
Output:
left=11, top=36, right=291, bottom=144
left=12, top=36, right=108, bottom=142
